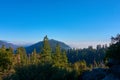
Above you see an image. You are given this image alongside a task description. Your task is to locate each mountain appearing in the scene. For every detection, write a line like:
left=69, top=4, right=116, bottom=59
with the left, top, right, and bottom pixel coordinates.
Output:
left=26, top=39, right=71, bottom=53
left=0, top=40, right=18, bottom=50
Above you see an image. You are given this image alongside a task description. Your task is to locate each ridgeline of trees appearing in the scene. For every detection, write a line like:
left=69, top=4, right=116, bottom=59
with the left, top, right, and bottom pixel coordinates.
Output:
left=67, top=45, right=107, bottom=66
left=0, top=34, right=120, bottom=80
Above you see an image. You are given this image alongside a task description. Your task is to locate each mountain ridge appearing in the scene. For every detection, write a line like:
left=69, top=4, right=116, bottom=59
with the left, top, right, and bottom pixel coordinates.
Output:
left=0, top=40, right=18, bottom=49
left=0, top=39, right=71, bottom=53
left=25, top=39, right=71, bottom=53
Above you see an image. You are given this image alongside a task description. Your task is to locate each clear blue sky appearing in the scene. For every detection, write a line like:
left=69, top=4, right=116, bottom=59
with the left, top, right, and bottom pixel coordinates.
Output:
left=0, top=0, right=120, bottom=45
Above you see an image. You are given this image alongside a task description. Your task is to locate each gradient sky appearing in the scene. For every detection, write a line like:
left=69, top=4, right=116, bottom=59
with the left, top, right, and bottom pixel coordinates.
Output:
left=0, top=0, right=120, bottom=48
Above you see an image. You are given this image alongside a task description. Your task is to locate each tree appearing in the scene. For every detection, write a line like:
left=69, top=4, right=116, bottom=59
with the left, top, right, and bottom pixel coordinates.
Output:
left=0, top=47, right=13, bottom=72
left=62, top=51, right=68, bottom=63
left=31, top=48, right=38, bottom=64
left=106, top=34, right=120, bottom=61
left=16, top=47, right=27, bottom=66
left=73, top=60, right=87, bottom=76
left=6, top=47, right=14, bottom=68
left=55, top=44, right=61, bottom=59
left=53, top=44, right=62, bottom=67
left=1, top=45, right=6, bottom=51
left=41, top=35, right=52, bottom=63
left=61, top=51, right=68, bottom=67
left=111, top=34, right=120, bottom=44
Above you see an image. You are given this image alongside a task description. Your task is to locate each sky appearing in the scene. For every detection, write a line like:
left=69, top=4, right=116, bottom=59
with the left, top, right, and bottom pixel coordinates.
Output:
left=0, top=0, right=120, bottom=48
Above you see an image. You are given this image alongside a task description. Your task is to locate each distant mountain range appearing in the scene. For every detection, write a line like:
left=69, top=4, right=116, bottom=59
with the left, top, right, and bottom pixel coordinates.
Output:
left=0, top=40, right=18, bottom=49
left=25, top=39, right=71, bottom=53
left=0, top=39, right=71, bottom=53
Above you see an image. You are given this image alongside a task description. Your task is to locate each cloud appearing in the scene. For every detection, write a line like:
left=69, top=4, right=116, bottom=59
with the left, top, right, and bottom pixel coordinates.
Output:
left=66, top=41, right=110, bottom=49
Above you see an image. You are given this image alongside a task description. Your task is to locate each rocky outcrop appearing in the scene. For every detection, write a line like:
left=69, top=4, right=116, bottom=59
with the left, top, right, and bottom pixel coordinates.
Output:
left=106, top=59, right=120, bottom=67
left=82, top=59, right=120, bottom=80
left=104, top=59, right=120, bottom=80
left=103, top=74, right=120, bottom=80
left=82, top=68, right=107, bottom=80
left=110, top=65, right=120, bottom=77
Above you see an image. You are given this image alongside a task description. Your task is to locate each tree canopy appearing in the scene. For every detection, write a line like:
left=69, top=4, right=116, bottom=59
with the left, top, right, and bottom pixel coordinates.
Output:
left=106, top=34, right=120, bottom=60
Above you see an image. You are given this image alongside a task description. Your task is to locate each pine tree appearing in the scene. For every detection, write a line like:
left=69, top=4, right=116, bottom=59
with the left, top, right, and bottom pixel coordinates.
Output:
left=31, top=48, right=37, bottom=64
left=0, top=47, right=13, bottom=72
left=41, top=35, right=52, bottom=63
left=55, top=44, right=61, bottom=60
left=73, top=60, right=87, bottom=75
left=6, top=47, right=14, bottom=68
left=16, top=47, right=27, bottom=66
left=53, top=44, right=62, bottom=67
left=1, top=45, right=6, bottom=52
left=62, top=51, right=68, bottom=63
left=60, top=50, right=68, bottom=67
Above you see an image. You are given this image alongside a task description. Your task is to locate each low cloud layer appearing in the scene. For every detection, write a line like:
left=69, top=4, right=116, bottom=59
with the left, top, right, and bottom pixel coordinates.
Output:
left=66, top=41, right=110, bottom=49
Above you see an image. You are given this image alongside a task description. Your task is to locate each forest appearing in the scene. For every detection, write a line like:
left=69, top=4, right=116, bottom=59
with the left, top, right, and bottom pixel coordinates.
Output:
left=0, top=34, right=120, bottom=80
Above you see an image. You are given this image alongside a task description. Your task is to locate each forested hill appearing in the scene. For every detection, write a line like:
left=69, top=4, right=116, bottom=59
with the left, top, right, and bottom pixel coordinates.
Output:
left=0, top=40, right=18, bottom=49
left=26, top=39, right=71, bottom=53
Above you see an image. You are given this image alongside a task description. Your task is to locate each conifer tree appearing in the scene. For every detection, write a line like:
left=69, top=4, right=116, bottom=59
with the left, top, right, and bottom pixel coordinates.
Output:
left=0, top=47, right=12, bottom=71
left=1, top=45, right=6, bottom=52
left=41, top=35, right=52, bottom=63
left=62, top=51, right=68, bottom=63
left=53, top=44, right=62, bottom=67
left=6, top=47, right=14, bottom=68
left=16, top=47, right=27, bottom=65
left=31, top=48, right=37, bottom=64
left=59, top=50, right=68, bottom=67
left=55, top=44, right=61, bottom=60
left=105, top=34, right=120, bottom=68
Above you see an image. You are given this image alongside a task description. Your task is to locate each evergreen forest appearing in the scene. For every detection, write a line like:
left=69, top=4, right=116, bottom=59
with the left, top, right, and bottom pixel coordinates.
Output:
left=0, top=34, right=120, bottom=80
